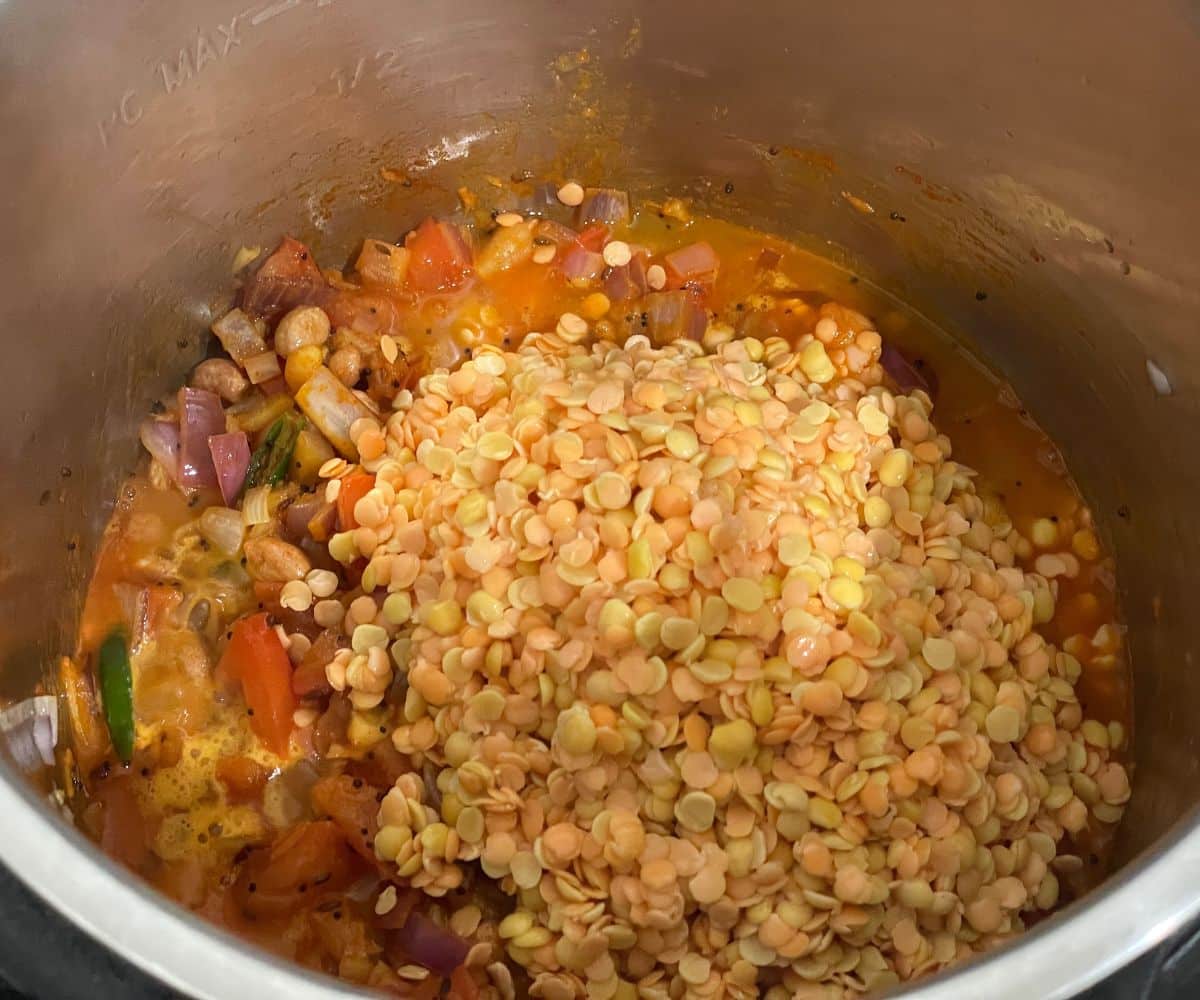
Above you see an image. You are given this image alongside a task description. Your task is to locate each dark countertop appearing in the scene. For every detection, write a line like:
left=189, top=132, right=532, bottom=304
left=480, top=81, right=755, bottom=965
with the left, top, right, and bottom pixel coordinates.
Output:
left=0, top=860, right=1196, bottom=999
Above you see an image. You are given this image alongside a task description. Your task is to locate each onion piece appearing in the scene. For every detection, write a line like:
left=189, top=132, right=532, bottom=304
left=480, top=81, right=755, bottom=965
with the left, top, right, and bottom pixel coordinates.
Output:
left=242, top=485, right=272, bottom=527
left=241, top=237, right=332, bottom=323
left=208, top=432, right=251, bottom=505
left=0, top=695, right=58, bottom=771
left=880, top=343, right=937, bottom=398
left=576, top=188, right=631, bottom=228
left=243, top=351, right=283, bottom=385
left=139, top=419, right=182, bottom=484
left=199, top=506, right=246, bottom=556
left=283, top=491, right=329, bottom=541
left=394, top=912, right=471, bottom=976
left=604, top=252, right=650, bottom=302
left=211, top=309, right=268, bottom=364
left=178, top=388, right=226, bottom=489
left=664, top=241, right=720, bottom=288
left=294, top=366, right=375, bottom=460
left=533, top=219, right=580, bottom=249
left=560, top=246, right=605, bottom=283
left=643, top=291, right=707, bottom=343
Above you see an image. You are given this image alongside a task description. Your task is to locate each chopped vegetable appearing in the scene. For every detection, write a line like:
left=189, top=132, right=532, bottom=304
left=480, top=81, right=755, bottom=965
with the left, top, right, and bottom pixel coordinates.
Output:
left=243, top=350, right=283, bottom=385
left=356, top=239, right=410, bottom=292
left=560, top=245, right=604, bottom=283
left=241, top=485, right=272, bottom=527
left=405, top=218, right=473, bottom=295
left=576, top=187, right=630, bottom=228
left=241, top=237, right=331, bottom=323
left=241, top=415, right=285, bottom=495
left=603, top=252, right=650, bottom=302
left=211, top=308, right=268, bottom=364
left=294, top=366, right=374, bottom=459
left=177, top=387, right=226, bottom=489
left=232, top=820, right=356, bottom=918
left=58, top=656, right=110, bottom=777
left=642, top=290, right=707, bottom=342
left=207, top=431, right=251, bottom=505
left=264, top=414, right=302, bottom=487
left=138, top=419, right=181, bottom=485
left=881, top=342, right=937, bottom=398
left=290, top=426, right=335, bottom=486
left=217, top=613, right=295, bottom=756
left=394, top=913, right=471, bottom=976
left=227, top=392, right=293, bottom=434
left=664, top=240, right=720, bottom=288
left=198, top=506, right=246, bottom=556
left=475, top=220, right=535, bottom=278
left=336, top=473, right=376, bottom=531
left=97, top=629, right=135, bottom=764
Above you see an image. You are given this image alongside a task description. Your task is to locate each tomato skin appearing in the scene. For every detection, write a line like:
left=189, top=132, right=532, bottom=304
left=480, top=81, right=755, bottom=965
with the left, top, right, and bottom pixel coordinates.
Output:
left=218, top=613, right=296, bottom=756
left=232, top=820, right=357, bottom=918
left=336, top=473, right=376, bottom=531
left=405, top=218, right=473, bottom=294
left=449, top=966, right=481, bottom=1000
left=215, top=755, right=270, bottom=802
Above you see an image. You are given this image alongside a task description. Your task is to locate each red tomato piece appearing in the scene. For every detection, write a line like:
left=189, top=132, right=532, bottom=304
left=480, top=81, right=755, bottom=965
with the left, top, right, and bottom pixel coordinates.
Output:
left=218, top=613, right=296, bottom=756
left=405, top=218, right=473, bottom=294
left=336, top=472, right=376, bottom=531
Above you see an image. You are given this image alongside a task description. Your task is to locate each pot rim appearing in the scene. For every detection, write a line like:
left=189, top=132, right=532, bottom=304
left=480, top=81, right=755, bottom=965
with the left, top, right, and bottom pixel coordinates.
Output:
left=0, top=772, right=1195, bottom=998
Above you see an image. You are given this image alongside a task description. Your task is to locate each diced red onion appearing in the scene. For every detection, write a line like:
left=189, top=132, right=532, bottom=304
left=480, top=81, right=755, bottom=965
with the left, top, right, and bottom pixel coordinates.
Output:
left=211, top=309, right=268, bottom=364
left=178, top=387, right=226, bottom=489
left=241, top=237, right=332, bottom=323
left=0, top=695, right=58, bottom=772
left=395, top=913, right=471, bottom=976
left=576, top=188, right=630, bottom=227
left=560, top=246, right=605, bottom=283
left=664, top=241, right=720, bottom=288
left=283, top=492, right=329, bottom=541
left=644, top=291, right=707, bottom=343
left=880, top=343, right=937, bottom=398
left=533, top=219, right=581, bottom=248
left=207, top=432, right=251, bottom=505
left=604, top=252, right=650, bottom=302
left=139, top=419, right=181, bottom=484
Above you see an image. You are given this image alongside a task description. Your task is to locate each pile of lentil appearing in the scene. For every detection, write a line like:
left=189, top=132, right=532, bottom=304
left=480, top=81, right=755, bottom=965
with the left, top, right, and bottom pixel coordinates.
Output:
left=313, top=311, right=1130, bottom=997
left=64, top=188, right=1132, bottom=999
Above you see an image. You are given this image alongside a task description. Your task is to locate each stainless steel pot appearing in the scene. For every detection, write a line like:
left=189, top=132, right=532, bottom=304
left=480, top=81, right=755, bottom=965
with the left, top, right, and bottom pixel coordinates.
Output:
left=1, top=1, right=1198, bottom=996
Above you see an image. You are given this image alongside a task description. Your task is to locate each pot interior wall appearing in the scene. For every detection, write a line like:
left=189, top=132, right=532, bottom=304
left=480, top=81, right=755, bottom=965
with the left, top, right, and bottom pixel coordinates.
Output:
left=2, top=0, right=1199, bottom=971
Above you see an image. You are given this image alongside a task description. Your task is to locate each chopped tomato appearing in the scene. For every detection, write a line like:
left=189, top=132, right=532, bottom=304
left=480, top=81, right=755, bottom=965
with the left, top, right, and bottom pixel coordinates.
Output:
left=292, top=629, right=342, bottom=697
left=337, top=473, right=376, bottom=531
left=218, top=613, right=296, bottom=756
left=310, top=773, right=382, bottom=865
left=97, top=775, right=150, bottom=870
left=232, top=820, right=357, bottom=918
left=405, top=218, right=472, bottom=295
left=576, top=222, right=608, bottom=252
left=449, top=966, right=481, bottom=1000
left=215, top=755, right=270, bottom=802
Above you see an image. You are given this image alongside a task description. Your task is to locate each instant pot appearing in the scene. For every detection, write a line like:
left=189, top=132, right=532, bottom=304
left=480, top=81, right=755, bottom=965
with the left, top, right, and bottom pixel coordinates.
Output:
left=2, top=1, right=1199, bottom=997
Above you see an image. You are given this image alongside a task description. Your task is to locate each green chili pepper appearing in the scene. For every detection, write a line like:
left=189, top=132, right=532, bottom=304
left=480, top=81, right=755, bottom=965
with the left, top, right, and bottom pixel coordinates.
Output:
left=240, top=415, right=286, bottom=496
left=98, top=629, right=135, bottom=764
left=265, top=415, right=302, bottom=486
